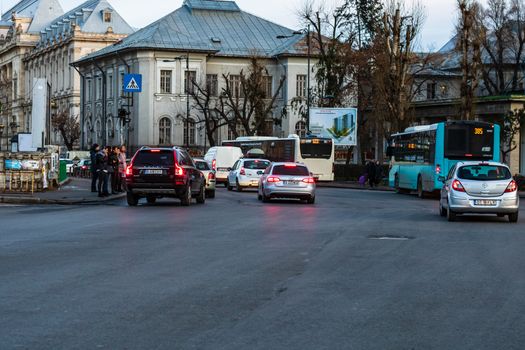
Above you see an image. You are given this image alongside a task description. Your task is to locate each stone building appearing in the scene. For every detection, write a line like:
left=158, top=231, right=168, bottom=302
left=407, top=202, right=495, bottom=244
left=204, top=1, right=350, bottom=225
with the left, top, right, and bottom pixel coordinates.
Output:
left=73, top=0, right=316, bottom=154
left=0, top=0, right=133, bottom=150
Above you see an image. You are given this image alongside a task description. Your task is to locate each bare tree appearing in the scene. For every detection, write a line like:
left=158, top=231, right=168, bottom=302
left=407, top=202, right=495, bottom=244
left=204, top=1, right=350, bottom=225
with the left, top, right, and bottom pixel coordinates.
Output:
left=51, top=111, right=80, bottom=151
left=502, top=108, right=525, bottom=162
left=215, top=57, right=286, bottom=137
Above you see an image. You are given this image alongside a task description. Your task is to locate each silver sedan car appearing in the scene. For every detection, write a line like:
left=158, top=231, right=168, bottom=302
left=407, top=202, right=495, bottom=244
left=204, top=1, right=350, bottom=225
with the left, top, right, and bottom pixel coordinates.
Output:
left=439, top=161, right=519, bottom=222
left=258, top=162, right=316, bottom=204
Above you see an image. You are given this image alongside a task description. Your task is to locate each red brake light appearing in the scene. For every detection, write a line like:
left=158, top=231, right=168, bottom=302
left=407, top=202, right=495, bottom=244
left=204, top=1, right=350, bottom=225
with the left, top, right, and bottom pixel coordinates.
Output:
left=505, top=180, right=517, bottom=193
left=208, top=172, right=215, bottom=180
left=125, top=165, right=133, bottom=176
left=302, top=177, right=316, bottom=184
left=150, top=149, right=161, bottom=153
left=212, top=159, right=216, bottom=170
left=267, top=176, right=281, bottom=183
left=81, top=165, right=87, bottom=170
left=175, top=164, right=184, bottom=176
left=451, top=179, right=465, bottom=192
left=465, top=154, right=473, bottom=157
left=284, top=163, right=297, bottom=167
left=240, top=167, right=246, bottom=175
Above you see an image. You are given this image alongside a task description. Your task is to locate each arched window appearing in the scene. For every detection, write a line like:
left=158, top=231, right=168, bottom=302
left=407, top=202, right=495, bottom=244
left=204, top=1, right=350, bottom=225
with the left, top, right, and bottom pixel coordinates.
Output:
left=295, top=121, right=307, bottom=137
left=94, top=118, right=102, bottom=144
left=159, top=117, right=171, bottom=145
left=184, top=118, right=196, bottom=145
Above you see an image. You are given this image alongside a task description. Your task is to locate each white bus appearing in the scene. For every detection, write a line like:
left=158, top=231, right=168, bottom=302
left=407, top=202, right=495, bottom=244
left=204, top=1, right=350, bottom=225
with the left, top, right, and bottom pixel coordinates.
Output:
left=222, top=134, right=335, bottom=181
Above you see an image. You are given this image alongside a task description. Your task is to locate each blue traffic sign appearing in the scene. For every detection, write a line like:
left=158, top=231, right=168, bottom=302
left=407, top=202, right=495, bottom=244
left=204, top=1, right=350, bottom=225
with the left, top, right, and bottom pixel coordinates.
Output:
left=123, top=74, right=142, bottom=93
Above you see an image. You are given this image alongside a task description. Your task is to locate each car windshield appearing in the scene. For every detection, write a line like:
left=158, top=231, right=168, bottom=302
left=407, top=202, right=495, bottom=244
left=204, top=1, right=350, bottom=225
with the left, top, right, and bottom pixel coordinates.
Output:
left=457, top=165, right=511, bottom=181
left=272, top=165, right=309, bottom=176
left=244, top=160, right=270, bottom=170
left=133, top=150, right=175, bottom=167
left=195, top=161, right=210, bottom=171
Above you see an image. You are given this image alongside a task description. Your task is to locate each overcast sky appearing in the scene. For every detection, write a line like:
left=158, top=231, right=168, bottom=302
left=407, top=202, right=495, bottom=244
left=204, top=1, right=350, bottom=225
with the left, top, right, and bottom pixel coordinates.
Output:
left=1, top=0, right=463, bottom=51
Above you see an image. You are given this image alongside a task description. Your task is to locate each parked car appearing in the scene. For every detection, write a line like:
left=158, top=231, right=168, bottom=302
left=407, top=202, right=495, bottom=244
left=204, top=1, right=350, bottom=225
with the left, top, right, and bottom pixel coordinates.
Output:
left=194, top=158, right=216, bottom=198
left=439, top=161, right=519, bottom=222
left=60, top=159, right=74, bottom=174
left=72, top=159, right=91, bottom=177
left=258, top=162, right=316, bottom=204
left=125, top=147, right=206, bottom=206
left=227, top=158, right=271, bottom=191
left=204, top=146, right=243, bottom=187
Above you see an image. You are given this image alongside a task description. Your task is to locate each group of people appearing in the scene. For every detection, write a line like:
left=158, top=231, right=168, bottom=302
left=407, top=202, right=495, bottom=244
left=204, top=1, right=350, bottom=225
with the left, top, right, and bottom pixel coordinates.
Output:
left=361, top=160, right=384, bottom=188
left=90, top=144, right=127, bottom=197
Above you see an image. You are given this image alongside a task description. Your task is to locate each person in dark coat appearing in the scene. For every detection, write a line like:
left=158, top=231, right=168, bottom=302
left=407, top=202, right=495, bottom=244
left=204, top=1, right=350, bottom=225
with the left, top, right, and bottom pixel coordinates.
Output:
left=366, top=160, right=377, bottom=188
left=96, top=147, right=109, bottom=197
left=108, top=146, right=120, bottom=194
left=90, top=143, right=99, bottom=192
left=375, top=160, right=384, bottom=186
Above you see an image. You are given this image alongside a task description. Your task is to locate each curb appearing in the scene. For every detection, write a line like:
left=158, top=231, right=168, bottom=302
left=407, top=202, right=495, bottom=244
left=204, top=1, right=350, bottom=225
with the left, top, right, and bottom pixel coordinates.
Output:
left=0, top=192, right=126, bottom=205
left=317, top=183, right=394, bottom=192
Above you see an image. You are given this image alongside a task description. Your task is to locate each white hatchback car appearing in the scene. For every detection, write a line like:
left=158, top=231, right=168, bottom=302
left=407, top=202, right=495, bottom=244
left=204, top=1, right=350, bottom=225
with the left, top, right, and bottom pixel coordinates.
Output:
left=194, top=158, right=216, bottom=198
left=227, top=158, right=271, bottom=191
left=439, top=161, right=519, bottom=222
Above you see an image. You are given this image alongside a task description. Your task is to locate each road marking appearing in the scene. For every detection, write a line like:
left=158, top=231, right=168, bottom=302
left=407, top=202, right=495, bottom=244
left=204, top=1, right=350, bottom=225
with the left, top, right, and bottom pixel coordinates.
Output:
left=368, top=235, right=414, bottom=241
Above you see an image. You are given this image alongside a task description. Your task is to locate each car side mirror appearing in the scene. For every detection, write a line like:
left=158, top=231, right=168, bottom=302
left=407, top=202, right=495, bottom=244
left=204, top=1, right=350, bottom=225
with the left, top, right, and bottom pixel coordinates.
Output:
left=438, top=176, right=446, bottom=183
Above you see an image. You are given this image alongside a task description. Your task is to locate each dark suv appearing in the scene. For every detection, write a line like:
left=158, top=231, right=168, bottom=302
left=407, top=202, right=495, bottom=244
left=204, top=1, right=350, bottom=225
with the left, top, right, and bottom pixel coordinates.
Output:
left=125, top=147, right=206, bottom=206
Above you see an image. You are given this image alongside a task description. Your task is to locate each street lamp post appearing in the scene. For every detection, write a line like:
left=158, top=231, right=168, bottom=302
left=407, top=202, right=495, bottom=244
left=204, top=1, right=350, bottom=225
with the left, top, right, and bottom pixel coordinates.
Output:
left=277, top=26, right=312, bottom=131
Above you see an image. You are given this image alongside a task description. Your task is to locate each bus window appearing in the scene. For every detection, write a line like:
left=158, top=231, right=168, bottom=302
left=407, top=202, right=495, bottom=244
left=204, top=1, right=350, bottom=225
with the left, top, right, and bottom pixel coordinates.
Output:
left=300, top=139, right=332, bottom=159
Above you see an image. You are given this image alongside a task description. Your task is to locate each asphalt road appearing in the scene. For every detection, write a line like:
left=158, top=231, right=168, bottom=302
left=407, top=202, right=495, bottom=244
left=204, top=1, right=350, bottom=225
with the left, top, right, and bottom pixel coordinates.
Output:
left=1, top=188, right=525, bottom=350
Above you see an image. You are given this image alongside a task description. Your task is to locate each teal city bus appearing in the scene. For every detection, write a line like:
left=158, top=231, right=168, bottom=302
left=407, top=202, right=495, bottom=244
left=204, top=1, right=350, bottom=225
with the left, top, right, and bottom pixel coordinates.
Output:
left=387, top=121, right=501, bottom=197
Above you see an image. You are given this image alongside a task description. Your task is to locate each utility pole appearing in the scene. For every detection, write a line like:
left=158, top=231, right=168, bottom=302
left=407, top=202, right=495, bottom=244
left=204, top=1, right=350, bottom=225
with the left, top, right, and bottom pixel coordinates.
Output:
left=185, top=54, right=190, bottom=149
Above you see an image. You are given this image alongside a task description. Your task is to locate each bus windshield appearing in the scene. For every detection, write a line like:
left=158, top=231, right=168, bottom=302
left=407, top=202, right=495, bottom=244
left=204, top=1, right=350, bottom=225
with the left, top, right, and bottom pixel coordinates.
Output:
left=445, top=123, right=494, bottom=160
left=300, top=139, right=333, bottom=159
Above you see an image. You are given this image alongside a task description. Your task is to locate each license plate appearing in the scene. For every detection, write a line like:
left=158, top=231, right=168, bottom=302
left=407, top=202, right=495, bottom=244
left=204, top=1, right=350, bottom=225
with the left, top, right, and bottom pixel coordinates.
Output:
left=474, top=200, right=497, bottom=206
left=144, top=169, right=163, bottom=175
left=217, top=168, right=229, bottom=172
left=284, top=180, right=299, bottom=185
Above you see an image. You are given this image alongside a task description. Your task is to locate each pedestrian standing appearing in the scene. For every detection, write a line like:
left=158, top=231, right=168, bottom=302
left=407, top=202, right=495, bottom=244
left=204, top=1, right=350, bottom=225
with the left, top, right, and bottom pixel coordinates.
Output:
left=109, top=146, right=120, bottom=194
left=375, top=160, right=384, bottom=187
left=118, top=145, right=127, bottom=192
left=90, top=143, right=99, bottom=192
left=96, top=147, right=109, bottom=197
left=366, top=160, right=376, bottom=188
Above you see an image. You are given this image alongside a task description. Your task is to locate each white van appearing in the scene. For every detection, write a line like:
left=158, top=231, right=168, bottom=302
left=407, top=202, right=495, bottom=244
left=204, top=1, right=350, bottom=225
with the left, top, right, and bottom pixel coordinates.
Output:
left=204, top=146, right=243, bottom=186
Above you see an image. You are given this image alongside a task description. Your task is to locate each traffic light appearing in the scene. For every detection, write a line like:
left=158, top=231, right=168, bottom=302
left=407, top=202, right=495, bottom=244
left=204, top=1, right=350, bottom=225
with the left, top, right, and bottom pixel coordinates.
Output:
left=118, top=108, right=131, bottom=124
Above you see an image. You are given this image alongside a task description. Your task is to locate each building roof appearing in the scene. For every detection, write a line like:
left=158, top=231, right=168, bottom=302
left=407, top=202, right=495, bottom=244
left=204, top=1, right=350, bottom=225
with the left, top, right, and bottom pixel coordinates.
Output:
left=1, top=0, right=64, bottom=32
left=75, top=0, right=306, bottom=64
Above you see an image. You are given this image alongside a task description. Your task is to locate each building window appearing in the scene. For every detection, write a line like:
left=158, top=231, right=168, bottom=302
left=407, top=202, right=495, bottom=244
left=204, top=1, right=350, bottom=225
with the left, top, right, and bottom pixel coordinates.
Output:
left=184, top=118, right=196, bottom=145
left=86, top=79, right=92, bottom=101
left=295, top=121, right=307, bottom=137
left=426, top=82, right=437, bottom=100
left=296, top=74, right=306, bottom=98
left=263, top=76, right=273, bottom=98
left=107, top=74, right=113, bottom=98
left=119, top=70, right=125, bottom=96
left=439, top=84, right=448, bottom=96
left=96, top=77, right=102, bottom=100
left=160, top=70, right=172, bottom=94
left=159, top=117, right=171, bottom=145
left=103, top=10, right=112, bottom=23
left=229, top=75, right=243, bottom=98
left=185, top=70, right=197, bottom=94
left=228, top=123, right=246, bottom=140
left=206, top=74, right=218, bottom=96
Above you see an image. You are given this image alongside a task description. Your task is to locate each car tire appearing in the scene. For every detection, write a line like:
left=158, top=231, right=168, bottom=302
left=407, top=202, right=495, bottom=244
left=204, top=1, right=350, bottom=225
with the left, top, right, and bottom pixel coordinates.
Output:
left=206, top=190, right=215, bottom=199
left=439, top=202, right=447, bottom=217
left=126, top=192, right=139, bottom=206
left=180, top=185, right=192, bottom=207
left=196, top=185, right=206, bottom=204
left=236, top=179, right=243, bottom=192
left=307, top=196, right=315, bottom=204
left=262, top=188, right=270, bottom=203
left=258, top=194, right=262, bottom=201
left=447, top=207, right=457, bottom=222
left=497, top=213, right=505, bottom=218
left=146, top=196, right=156, bottom=204
left=227, top=181, right=233, bottom=191
left=509, top=212, right=519, bottom=223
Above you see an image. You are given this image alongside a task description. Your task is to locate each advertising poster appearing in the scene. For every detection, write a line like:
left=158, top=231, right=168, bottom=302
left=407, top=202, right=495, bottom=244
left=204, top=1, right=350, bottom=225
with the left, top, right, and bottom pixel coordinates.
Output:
left=309, top=108, right=358, bottom=146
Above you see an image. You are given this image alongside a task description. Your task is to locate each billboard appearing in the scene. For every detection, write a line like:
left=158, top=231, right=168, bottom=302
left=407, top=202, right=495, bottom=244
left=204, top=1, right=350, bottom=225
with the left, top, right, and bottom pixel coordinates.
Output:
left=309, top=108, right=357, bottom=146
left=31, top=78, right=47, bottom=149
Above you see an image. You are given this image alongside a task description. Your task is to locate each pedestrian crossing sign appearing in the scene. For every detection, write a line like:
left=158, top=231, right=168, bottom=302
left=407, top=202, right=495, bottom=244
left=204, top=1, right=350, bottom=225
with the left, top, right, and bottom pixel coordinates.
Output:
left=123, top=74, right=142, bottom=93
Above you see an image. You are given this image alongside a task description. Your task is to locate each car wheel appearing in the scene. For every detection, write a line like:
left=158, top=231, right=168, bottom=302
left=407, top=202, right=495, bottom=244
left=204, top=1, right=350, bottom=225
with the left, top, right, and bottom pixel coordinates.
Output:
left=307, top=196, right=315, bottom=204
left=227, top=180, right=233, bottom=191
left=447, top=207, right=457, bottom=222
left=417, top=176, right=425, bottom=199
left=509, top=212, right=519, bottom=223
left=236, top=179, right=243, bottom=192
left=126, top=192, right=139, bottom=206
left=224, top=182, right=228, bottom=188
left=196, top=185, right=206, bottom=204
left=497, top=213, right=505, bottom=218
left=146, top=196, right=156, bottom=204
left=180, top=185, right=192, bottom=206
left=439, top=202, right=447, bottom=217
left=262, top=187, right=270, bottom=203
left=206, top=190, right=215, bottom=199
left=394, top=174, right=404, bottom=194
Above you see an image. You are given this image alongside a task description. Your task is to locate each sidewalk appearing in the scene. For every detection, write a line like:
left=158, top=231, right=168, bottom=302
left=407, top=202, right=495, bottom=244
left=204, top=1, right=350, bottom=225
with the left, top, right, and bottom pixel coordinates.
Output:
left=318, top=181, right=525, bottom=198
left=0, top=177, right=126, bottom=205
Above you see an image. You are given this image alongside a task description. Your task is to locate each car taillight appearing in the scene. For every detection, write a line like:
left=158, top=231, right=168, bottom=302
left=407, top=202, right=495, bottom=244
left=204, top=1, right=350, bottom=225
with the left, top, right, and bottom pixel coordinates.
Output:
left=240, top=167, right=246, bottom=175
left=175, top=164, right=184, bottom=176
left=505, top=180, right=517, bottom=193
left=125, top=165, right=133, bottom=176
left=451, top=179, right=465, bottom=192
left=267, top=176, right=281, bottom=183
left=212, top=159, right=216, bottom=170
left=81, top=166, right=87, bottom=170
left=302, top=177, right=316, bottom=184
left=208, top=172, right=215, bottom=180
